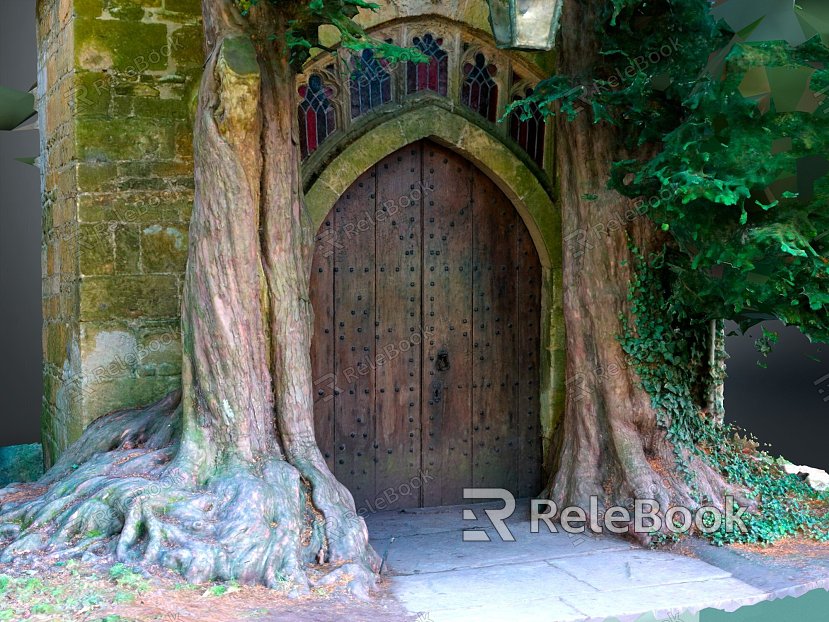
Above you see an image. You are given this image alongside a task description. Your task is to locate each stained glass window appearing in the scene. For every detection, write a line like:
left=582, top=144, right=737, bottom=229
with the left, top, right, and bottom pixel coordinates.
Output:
left=510, top=79, right=546, bottom=166
left=406, top=34, right=448, bottom=96
left=350, top=48, right=392, bottom=119
left=461, top=53, right=499, bottom=122
left=298, top=74, right=336, bottom=159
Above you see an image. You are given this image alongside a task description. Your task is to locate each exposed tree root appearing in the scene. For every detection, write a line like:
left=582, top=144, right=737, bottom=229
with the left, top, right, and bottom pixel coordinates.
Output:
left=546, top=413, right=757, bottom=546
left=0, top=392, right=379, bottom=597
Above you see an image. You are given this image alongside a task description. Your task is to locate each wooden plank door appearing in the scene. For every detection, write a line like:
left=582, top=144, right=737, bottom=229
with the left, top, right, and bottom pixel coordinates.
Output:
left=421, top=143, right=474, bottom=506
left=311, top=139, right=543, bottom=510
left=472, top=170, right=520, bottom=494
left=374, top=145, right=423, bottom=510
left=333, top=169, right=376, bottom=508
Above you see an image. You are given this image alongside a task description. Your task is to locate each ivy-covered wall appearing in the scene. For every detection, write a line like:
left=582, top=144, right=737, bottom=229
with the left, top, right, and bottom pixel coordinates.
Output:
left=38, top=0, right=203, bottom=465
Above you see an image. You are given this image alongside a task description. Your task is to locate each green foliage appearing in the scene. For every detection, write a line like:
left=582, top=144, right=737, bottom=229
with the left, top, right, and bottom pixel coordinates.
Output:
left=622, top=249, right=829, bottom=544
left=512, top=0, right=829, bottom=344
left=619, top=246, right=712, bottom=483
left=236, top=0, right=426, bottom=69
left=616, top=33, right=829, bottom=342
left=754, top=326, right=779, bottom=367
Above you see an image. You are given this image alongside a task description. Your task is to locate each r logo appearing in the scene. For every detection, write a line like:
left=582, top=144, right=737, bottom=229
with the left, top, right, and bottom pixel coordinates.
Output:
left=462, top=488, right=516, bottom=542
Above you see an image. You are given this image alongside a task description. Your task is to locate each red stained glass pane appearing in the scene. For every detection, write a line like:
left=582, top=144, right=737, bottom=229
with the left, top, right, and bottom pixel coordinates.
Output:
left=461, top=53, right=499, bottom=122
left=407, top=34, right=448, bottom=96
left=298, top=74, right=337, bottom=159
left=510, top=82, right=546, bottom=167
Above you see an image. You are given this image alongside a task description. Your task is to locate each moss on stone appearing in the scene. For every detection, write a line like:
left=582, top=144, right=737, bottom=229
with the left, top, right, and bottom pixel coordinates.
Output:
left=141, top=224, right=188, bottom=273
left=75, top=17, right=168, bottom=72
left=75, top=72, right=112, bottom=116
left=163, top=0, right=201, bottom=14
left=79, top=275, right=180, bottom=321
left=170, top=24, right=203, bottom=68
left=75, top=0, right=104, bottom=18
left=115, top=225, right=141, bottom=273
left=104, top=0, right=147, bottom=21
left=76, top=117, right=176, bottom=162
left=132, top=95, right=189, bottom=119
left=77, top=162, right=119, bottom=193
left=79, top=223, right=115, bottom=275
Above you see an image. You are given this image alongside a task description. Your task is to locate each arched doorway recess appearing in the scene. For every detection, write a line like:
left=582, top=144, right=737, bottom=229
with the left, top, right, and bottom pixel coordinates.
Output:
left=310, top=139, right=543, bottom=509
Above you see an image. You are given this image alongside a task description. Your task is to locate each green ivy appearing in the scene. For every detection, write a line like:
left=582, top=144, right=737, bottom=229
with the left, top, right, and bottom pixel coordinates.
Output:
left=622, top=249, right=829, bottom=544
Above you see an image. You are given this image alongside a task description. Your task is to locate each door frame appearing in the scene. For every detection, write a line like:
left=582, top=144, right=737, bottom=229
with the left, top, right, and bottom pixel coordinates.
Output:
left=304, top=104, right=564, bottom=474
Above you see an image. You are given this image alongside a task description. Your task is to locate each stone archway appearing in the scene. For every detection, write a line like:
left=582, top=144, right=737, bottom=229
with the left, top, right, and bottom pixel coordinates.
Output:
left=304, top=105, right=564, bottom=496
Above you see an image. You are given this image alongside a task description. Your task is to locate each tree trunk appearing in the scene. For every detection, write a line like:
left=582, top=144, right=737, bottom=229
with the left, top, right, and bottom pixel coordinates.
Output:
left=546, top=0, right=742, bottom=534
left=0, top=0, right=378, bottom=595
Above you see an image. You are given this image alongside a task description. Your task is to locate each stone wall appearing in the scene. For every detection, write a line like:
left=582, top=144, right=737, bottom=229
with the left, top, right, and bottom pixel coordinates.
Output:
left=38, top=0, right=203, bottom=465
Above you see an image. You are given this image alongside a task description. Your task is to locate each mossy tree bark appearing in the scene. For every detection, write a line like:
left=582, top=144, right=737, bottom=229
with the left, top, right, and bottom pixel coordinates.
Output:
left=545, top=0, right=746, bottom=537
left=0, top=0, right=378, bottom=594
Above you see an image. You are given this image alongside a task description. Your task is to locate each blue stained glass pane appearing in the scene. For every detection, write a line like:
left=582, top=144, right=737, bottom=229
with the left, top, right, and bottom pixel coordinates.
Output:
left=350, top=49, right=392, bottom=119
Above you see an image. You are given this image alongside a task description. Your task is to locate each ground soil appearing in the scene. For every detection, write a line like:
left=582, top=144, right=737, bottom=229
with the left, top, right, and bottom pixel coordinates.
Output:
left=0, top=557, right=415, bottom=622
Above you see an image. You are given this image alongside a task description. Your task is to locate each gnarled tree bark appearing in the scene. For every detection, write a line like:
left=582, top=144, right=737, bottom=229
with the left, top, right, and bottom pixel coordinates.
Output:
left=545, top=0, right=748, bottom=537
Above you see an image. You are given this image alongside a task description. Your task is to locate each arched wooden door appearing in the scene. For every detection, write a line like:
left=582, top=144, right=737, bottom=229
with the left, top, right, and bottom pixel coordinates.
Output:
left=310, top=139, right=542, bottom=510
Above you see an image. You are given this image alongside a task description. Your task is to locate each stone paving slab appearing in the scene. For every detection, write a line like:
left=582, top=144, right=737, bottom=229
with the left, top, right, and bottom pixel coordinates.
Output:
left=364, top=503, right=829, bottom=622
left=548, top=550, right=731, bottom=591
left=374, top=527, right=633, bottom=575
left=390, top=560, right=595, bottom=615
left=558, top=576, right=766, bottom=621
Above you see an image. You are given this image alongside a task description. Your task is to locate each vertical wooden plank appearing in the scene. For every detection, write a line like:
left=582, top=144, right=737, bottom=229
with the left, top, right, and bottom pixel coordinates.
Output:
left=374, top=144, right=423, bottom=510
left=472, top=169, right=520, bottom=494
left=516, top=219, right=543, bottom=498
left=422, top=142, right=474, bottom=506
left=311, top=214, right=336, bottom=472
left=334, top=168, right=377, bottom=510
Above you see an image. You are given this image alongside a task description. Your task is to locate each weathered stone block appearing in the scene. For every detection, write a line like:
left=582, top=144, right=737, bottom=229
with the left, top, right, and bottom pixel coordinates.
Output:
left=75, top=17, right=168, bottom=72
left=115, top=224, right=140, bottom=272
left=132, top=95, right=189, bottom=119
left=74, top=71, right=112, bottom=116
left=141, top=224, right=188, bottom=272
left=78, top=191, right=187, bottom=223
left=77, top=161, right=118, bottom=191
left=79, top=275, right=180, bottom=320
left=135, top=321, right=181, bottom=375
left=80, top=323, right=137, bottom=383
left=79, top=222, right=115, bottom=275
left=170, top=23, right=202, bottom=67
left=76, top=117, right=176, bottom=162
left=45, top=322, right=70, bottom=366
left=81, top=374, right=181, bottom=425
left=164, top=0, right=200, bottom=15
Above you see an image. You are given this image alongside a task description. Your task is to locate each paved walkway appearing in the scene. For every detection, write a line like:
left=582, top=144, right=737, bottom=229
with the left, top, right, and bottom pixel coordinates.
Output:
left=365, top=501, right=829, bottom=622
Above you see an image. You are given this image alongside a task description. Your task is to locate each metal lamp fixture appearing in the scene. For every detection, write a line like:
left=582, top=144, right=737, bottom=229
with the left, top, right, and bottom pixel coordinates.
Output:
left=486, top=0, right=563, bottom=51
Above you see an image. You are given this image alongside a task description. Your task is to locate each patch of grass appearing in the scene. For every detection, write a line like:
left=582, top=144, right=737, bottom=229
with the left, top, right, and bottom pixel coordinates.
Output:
left=108, top=564, right=150, bottom=592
